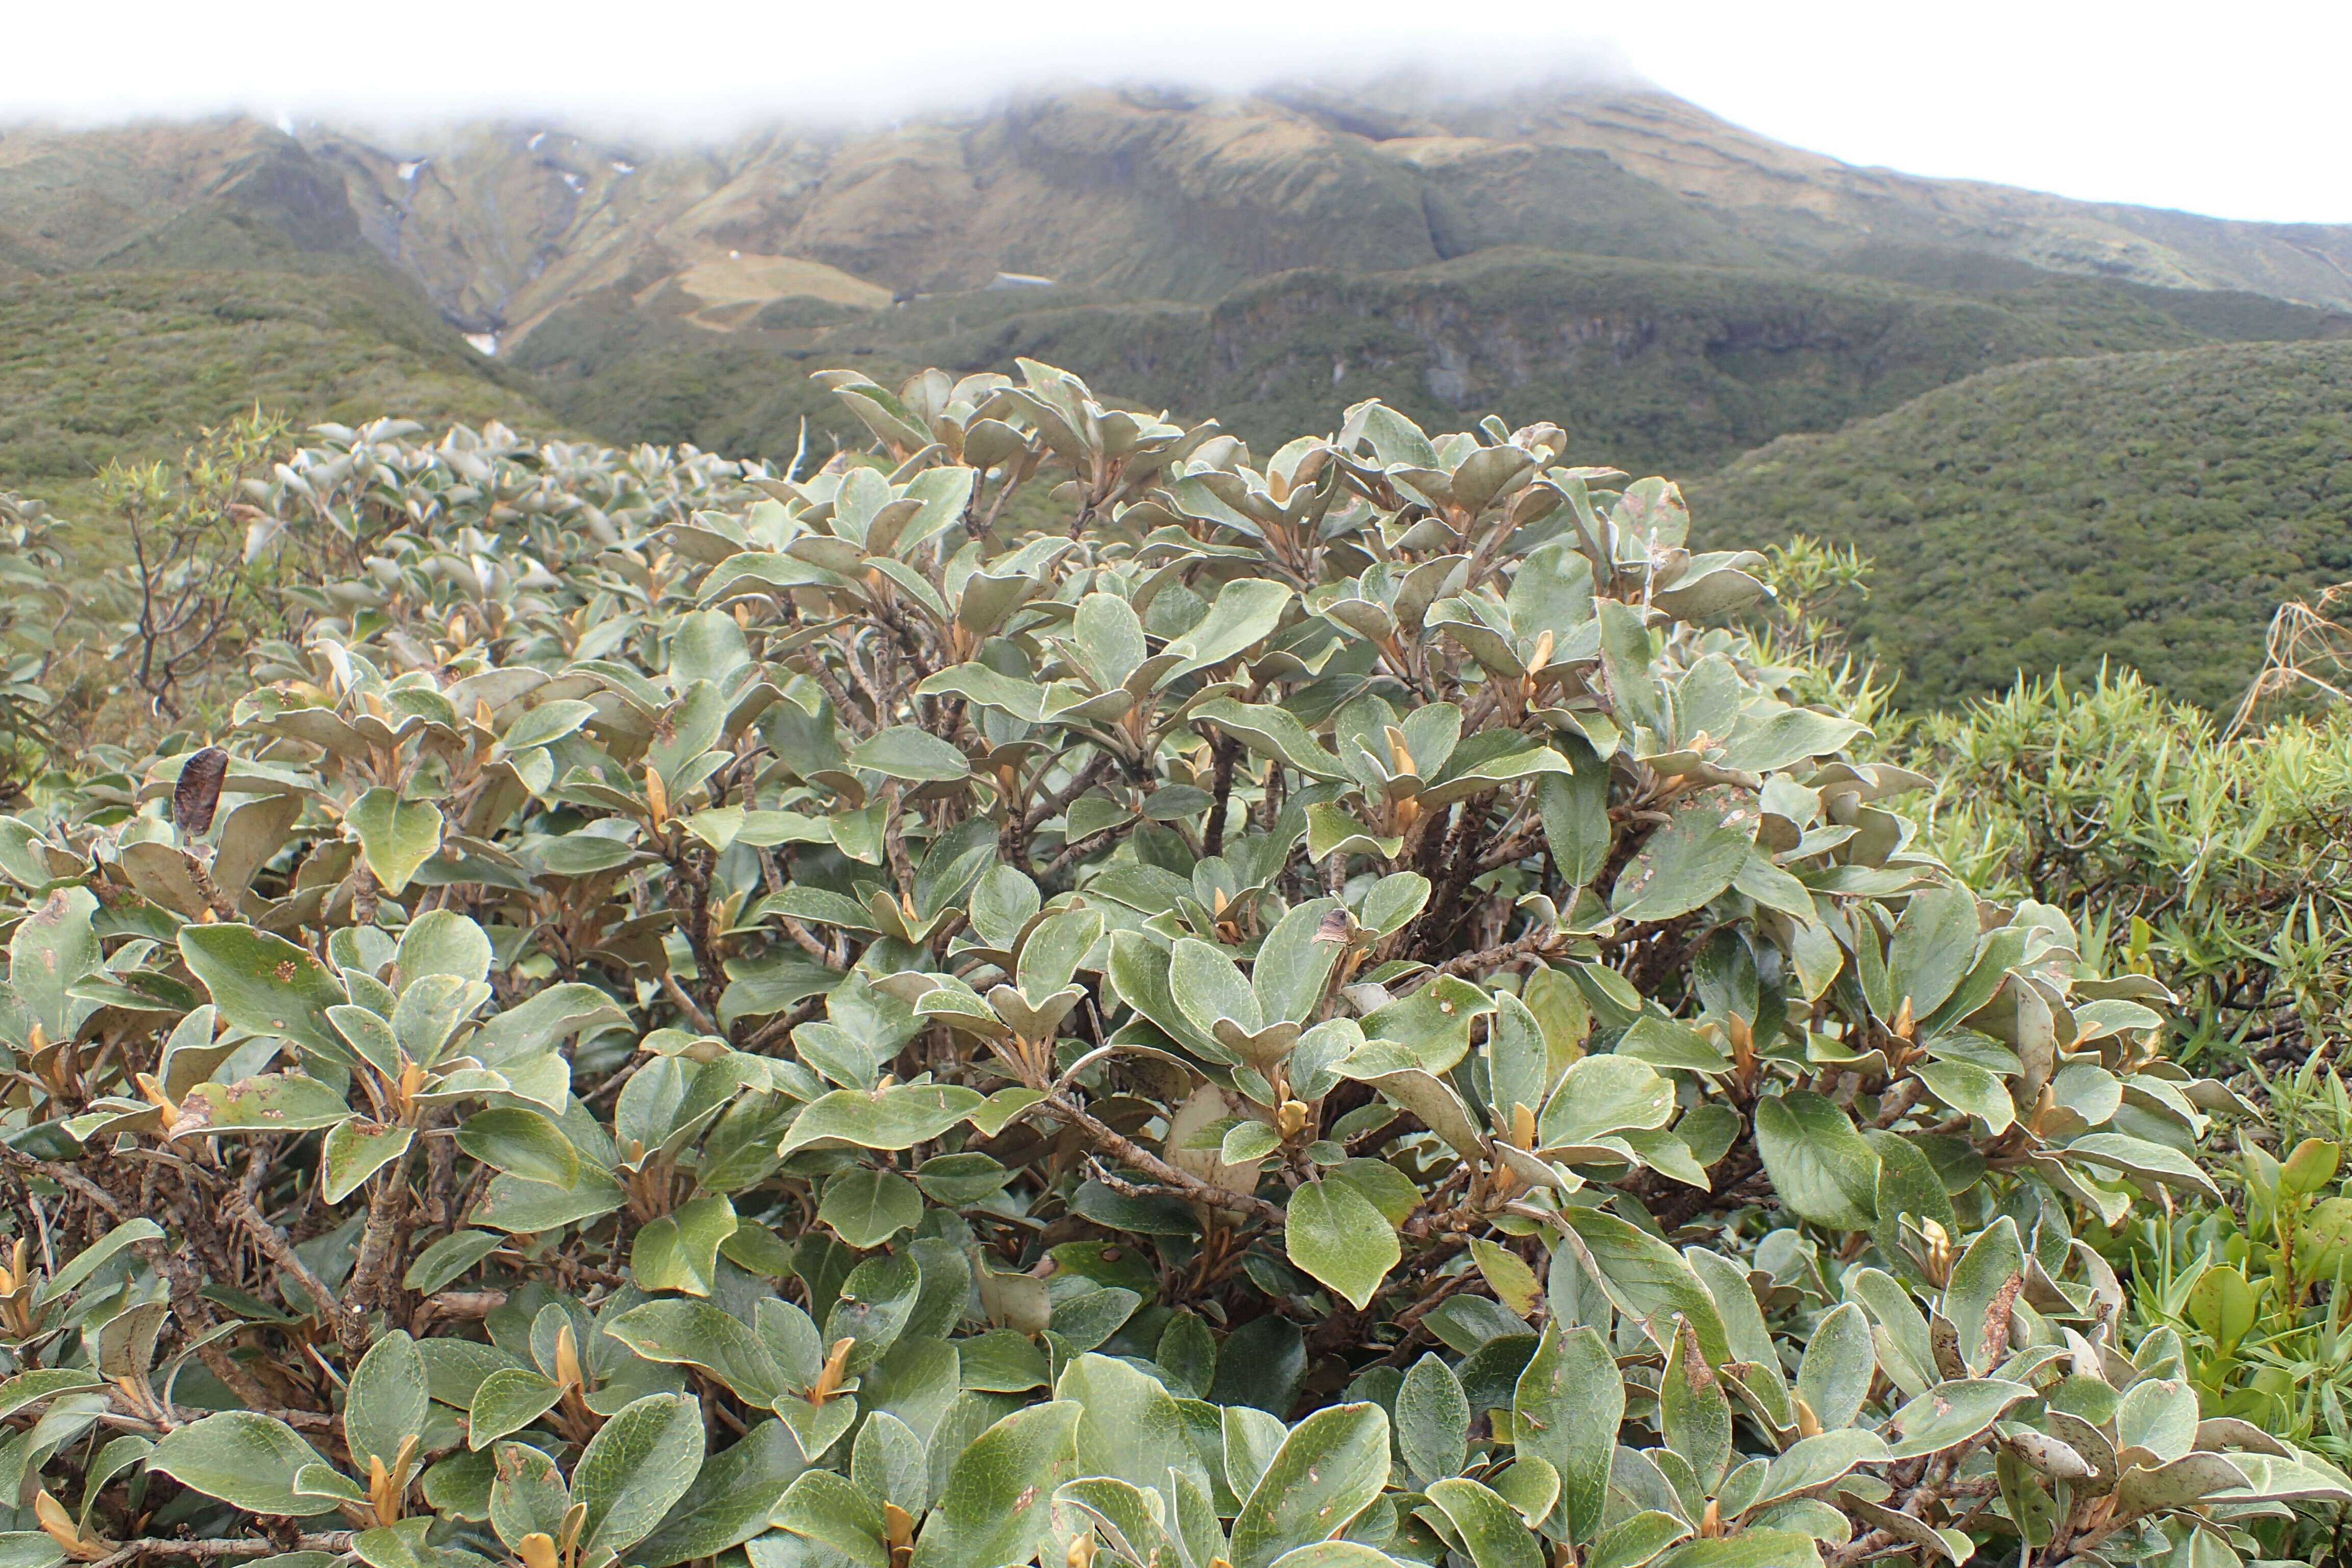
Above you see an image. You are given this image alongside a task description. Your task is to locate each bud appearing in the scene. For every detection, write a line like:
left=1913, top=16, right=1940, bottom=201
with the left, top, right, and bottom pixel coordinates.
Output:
left=645, top=764, right=669, bottom=829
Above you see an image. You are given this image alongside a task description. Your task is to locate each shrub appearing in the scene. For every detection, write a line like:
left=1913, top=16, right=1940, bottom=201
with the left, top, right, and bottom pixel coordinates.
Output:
left=0, top=363, right=2334, bottom=1568
left=1908, top=671, right=2352, bottom=1068
left=0, top=491, right=66, bottom=795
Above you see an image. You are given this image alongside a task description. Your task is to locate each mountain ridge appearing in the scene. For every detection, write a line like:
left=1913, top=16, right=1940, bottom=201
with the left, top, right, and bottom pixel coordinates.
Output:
left=10, top=80, right=2352, bottom=350
left=6, top=78, right=2349, bottom=710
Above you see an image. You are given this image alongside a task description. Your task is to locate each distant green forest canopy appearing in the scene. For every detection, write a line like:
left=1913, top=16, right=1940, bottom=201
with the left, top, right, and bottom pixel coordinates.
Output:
left=510, top=247, right=2349, bottom=480
left=3, top=253, right=2348, bottom=717
left=0, top=266, right=551, bottom=499
left=1697, top=339, right=2352, bottom=711
left=21, top=242, right=2337, bottom=504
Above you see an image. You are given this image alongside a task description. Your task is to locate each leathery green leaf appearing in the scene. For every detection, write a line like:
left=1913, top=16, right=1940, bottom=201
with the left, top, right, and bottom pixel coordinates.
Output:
left=1881, top=1380, right=2034, bottom=1460
left=321, top=1118, right=412, bottom=1204
left=1425, top=1477, right=1543, bottom=1568
left=1659, top=1317, right=1732, bottom=1492
left=1753, top=1091, right=1879, bottom=1229
left=1285, top=1178, right=1399, bottom=1310
left=909, top=1401, right=1082, bottom=1568
left=1939, top=1217, right=2024, bottom=1377
left=148, top=1412, right=335, bottom=1518
left=1513, top=1322, right=1621, bottom=1543
left=346, top=787, right=445, bottom=895
left=1552, top=1208, right=1731, bottom=1365
left=177, top=923, right=348, bottom=1062
left=631, top=1193, right=739, bottom=1297
left=456, top=1107, right=580, bottom=1189
left=343, top=1330, right=429, bottom=1472
left=1584, top=1513, right=1693, bottom=1568
left=781, top=1085, right=986, bottom=1154
left=572, top=1392, right=707, bottom=1555
left=1229, top=1403, right=1391, bottom=1568
left=1395, top=1353, right=1469, bottom=1485
left=1794, top=1302, right=1874, bottom=1432
left=1057, top=1353, right=1203, bottom=1500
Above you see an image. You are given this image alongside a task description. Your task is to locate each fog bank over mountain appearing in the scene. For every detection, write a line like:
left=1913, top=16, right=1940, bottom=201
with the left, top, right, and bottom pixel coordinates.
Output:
left=8, top=20, right=1644, bottom=138
left=13, top=1, right=2346, bottom=224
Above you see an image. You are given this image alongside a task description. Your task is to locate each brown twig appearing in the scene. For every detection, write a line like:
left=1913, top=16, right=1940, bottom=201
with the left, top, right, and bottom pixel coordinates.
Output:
left=218, top=1186, right=342, bottom=1332
left=662, top=971, right=722, bottom=1037
left=1394, top=925, right=1562, bottom=992
left=0, top=1144, right=127, bottom=1219
left=87, top=1534, right=357, bottom=1568
left=1041, top=1093, right=1286, bottom=1228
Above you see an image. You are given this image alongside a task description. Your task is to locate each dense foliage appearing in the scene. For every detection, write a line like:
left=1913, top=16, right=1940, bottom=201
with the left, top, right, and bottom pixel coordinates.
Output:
left=1700, top=341, right=2352, bottom=709
left=0, top=269, right=550, bottom=504
left=0, top=364, right=2342, bottom=1568
left=1909, top=673, right=2352, bottom=1070
left=1735, top=549, right=2352, bottom=1484
left=512, top=247, right=2323, bottom=483
left=0, top=492, right=65, bottom=787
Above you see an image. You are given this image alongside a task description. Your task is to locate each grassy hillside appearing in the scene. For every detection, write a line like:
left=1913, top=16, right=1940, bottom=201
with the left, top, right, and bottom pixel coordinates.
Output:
left=0, top=263, right=552, bottom=504
left=517, top=249, right=2291, bottom=478
left=1699, top=340, right=2352, bottom=710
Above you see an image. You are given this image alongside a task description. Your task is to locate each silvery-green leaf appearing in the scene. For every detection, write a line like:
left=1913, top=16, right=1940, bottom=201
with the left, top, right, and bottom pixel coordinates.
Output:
left=1753, top=1091, right=1878, bottom=1229
left=909, top=1401, right=1081, bottom=1568
left=2112, top=1452, right=2251, bottom=1516
left=344, top=1330, right=428, bottom=1470
left=1794, top=1303, right=1874, bottom=1432
left=148, top=1412, right=336, bottom=1518
left=1285, top=1179, right=1398, bottom=1310
left=1610, top=808, right=1750, bottom=925
left=346, top=788, right=445, bottom=895
left=1396, top=1354, right=1469, bottom=1486
left=1228, top=1403, right=1390, bottom=1568
left=1880, top=1380, right=2033, bottom=1460
left=572, top=1392, right=707, bottom=1556
left=1513, top=1322, right=1620, bottom=1542
left=1423, top=1477, right=1541, bottom=1568
left=2115, top=1376, right=2199, bottom=1463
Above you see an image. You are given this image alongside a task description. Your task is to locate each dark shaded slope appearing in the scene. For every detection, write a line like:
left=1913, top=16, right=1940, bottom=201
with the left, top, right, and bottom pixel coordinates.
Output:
left=515, top=250, right=2233, bottom=476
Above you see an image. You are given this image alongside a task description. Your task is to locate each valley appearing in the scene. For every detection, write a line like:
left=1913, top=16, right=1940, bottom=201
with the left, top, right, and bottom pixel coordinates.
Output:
left=4, top=77, right=2348, bottom=704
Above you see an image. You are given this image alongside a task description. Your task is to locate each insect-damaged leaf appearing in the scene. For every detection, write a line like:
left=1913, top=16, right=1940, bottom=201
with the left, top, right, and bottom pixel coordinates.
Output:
left=172, top=747, right=231, bottom=837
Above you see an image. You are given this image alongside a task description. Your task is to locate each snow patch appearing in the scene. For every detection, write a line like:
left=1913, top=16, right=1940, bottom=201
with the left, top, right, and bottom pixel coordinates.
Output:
left=465, top=332, right=499, bottom=357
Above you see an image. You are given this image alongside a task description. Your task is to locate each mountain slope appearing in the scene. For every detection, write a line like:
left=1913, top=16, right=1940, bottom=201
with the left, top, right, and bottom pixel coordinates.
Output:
left=12, top=80, right=2352, bottom=345
left=1697, top=340, right=2352, bottom=710
left=0, top=265, right=552, bottom=499
left=518, top=247, right=2287, bottom=475
left=6, top=83, right=2352, bottom=714
left=1405, top=89, right=2352, bottom=309
left=300, top=84, right=2352, bottom=340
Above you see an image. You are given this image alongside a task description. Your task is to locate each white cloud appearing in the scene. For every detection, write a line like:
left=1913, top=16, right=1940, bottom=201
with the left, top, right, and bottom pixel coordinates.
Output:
left=5, top=0, right=2344, bottom=223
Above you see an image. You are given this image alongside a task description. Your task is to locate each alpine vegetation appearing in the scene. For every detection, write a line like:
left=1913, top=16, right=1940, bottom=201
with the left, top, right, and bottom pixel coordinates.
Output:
left=0, top=362, right=2333, bottom=1568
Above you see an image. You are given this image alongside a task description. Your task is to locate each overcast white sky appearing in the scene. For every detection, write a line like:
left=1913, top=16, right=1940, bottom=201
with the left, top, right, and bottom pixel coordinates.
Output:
left=9, top=0, right=2347, bottom=224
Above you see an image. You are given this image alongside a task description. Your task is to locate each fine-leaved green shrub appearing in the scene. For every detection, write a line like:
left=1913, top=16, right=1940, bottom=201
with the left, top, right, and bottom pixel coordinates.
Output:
left=1909, top=671, right=2352, bottom=1068
left=0, top=363, right=2337, bottom=1568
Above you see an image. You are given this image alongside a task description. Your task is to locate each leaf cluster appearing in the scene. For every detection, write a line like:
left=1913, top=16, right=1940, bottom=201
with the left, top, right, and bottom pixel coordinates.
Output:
left=0, top=362, right=2330, bottom=1568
